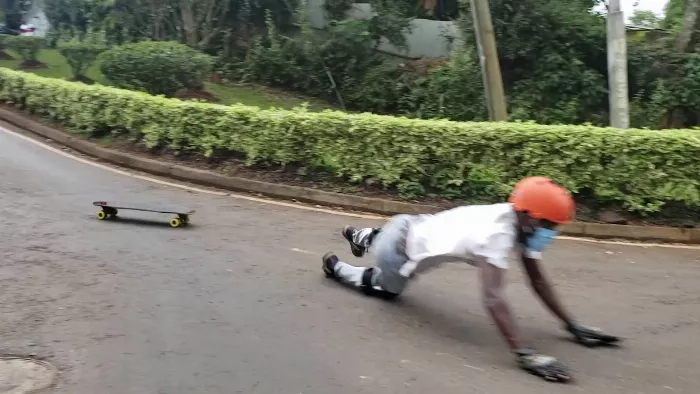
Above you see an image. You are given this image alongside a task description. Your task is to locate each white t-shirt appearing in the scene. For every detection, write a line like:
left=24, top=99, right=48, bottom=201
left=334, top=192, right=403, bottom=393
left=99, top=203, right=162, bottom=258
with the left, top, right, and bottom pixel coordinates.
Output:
left=400, top=203, right=518, bottom=277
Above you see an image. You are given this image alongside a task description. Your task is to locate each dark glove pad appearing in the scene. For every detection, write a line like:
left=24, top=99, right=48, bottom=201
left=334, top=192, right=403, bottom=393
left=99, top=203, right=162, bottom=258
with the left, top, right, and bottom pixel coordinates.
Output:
left=515, top=349, right=572, bottom=383
left=567, top=323, right=621, bottom=347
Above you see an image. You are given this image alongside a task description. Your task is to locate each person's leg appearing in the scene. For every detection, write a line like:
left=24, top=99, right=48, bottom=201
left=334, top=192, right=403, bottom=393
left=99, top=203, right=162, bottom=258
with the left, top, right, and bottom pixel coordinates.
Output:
left=341, top=225, right=381, bottom=257
left=323, top=215, right=414, bottom=299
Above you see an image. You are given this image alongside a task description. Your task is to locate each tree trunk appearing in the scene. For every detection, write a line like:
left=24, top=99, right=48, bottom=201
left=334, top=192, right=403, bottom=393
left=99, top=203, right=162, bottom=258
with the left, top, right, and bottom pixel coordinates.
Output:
left=675, top=0, right=700, bottom=52
left=180, top=0, right=198, bottom=46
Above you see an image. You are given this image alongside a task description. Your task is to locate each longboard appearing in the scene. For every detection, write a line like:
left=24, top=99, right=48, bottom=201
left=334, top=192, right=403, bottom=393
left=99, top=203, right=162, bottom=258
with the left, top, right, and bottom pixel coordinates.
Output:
left=93, top=201, right=195, bottom=228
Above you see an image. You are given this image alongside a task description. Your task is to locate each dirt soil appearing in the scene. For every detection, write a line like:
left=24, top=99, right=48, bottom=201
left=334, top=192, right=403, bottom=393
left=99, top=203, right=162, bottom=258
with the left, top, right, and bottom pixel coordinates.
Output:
left=173, top=89, right=220, bottom=103
left=68, top=76, right=95, bottom=85
left=17, top=60, right=48, bottom=70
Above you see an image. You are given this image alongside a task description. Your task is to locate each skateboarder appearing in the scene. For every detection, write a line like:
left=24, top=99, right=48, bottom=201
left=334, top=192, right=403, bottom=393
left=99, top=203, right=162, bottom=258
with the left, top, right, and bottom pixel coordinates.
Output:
left=321, top=176, right=620, bottom=382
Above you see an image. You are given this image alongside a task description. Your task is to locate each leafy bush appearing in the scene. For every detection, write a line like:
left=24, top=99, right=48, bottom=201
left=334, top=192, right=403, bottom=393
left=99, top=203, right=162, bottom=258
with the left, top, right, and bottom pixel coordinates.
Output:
left=343, top=63, right=408, bottom=114
left=98, top=41, right=214, bottom=96
left=58, top=41, right=108, bottom=80
left=0, top=34, right=10, bottom=56
left=243, top=4, right=413, bottom=109
left=627, top=48, right=700, bottom=129
left=397, top=45, right=488, bottom=121
left=0, top=68, right=698, bottom=216
left=244, top=13, right=383, bottom=103
left=6, top=36, right=47, bottom=63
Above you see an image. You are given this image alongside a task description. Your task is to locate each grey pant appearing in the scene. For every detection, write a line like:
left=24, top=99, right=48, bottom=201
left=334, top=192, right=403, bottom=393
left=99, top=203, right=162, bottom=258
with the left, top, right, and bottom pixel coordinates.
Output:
left=367, top=214, right=417, bottom=294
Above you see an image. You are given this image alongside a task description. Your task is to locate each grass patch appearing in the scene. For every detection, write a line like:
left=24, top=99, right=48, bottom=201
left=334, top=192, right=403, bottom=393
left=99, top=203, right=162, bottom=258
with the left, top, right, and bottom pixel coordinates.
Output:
left=0, top=48, right=105, bottom=81
left=0, top=48, right=331, bottom=111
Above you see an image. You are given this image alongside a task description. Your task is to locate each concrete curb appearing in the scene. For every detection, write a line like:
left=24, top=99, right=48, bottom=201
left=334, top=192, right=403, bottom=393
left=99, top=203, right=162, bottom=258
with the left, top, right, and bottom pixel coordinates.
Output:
left=1, top=107, right=698, bottom=244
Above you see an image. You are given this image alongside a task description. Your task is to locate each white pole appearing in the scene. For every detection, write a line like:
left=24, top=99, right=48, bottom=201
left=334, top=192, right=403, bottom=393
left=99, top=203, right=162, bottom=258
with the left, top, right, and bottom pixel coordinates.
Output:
left=607, top=0, right=630, bottom=128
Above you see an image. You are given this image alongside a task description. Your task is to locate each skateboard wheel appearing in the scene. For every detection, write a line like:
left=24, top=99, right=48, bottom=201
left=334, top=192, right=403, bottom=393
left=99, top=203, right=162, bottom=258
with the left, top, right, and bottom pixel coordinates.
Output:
left=170, top=218, right=181, bottom=228
left=97, top=210, right=107, bottom=220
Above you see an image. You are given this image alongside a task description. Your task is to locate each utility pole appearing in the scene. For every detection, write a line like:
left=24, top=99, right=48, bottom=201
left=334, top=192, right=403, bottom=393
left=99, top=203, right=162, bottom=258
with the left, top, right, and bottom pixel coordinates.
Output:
left=606, top=0, right=630, bottom=128
left=469, top=0, right=508, bottom=121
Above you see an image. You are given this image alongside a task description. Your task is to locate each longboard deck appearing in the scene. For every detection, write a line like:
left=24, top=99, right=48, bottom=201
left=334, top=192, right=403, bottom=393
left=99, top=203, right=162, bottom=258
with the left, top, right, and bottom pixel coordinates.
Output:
left=93, top=201, right=195, bottom=215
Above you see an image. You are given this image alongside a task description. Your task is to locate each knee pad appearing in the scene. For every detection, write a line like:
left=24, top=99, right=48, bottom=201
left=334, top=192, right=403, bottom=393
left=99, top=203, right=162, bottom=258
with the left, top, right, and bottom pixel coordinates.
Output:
left=361, top=267, right=399, bottom=300
left=361, top=267, right=377, bottom=295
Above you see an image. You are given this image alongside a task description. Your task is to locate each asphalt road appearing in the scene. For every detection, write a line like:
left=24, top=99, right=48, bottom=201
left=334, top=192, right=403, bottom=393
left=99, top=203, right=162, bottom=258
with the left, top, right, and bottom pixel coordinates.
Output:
left=1, top=125, right=699, bottom=394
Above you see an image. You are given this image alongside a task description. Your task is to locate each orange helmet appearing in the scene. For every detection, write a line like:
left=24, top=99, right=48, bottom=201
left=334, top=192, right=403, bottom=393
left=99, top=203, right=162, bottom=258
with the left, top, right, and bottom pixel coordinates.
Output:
left=508, top=176, right=575, bottom=224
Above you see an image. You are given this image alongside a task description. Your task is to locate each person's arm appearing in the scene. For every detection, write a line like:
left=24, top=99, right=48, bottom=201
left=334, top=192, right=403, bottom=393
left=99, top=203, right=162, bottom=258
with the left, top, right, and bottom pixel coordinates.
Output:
left=521, top=253, right=622, bottom=347
left=476, top=257, right=527, bottom=350
left=520, top=254, right=575, bottom=325
left=476, top=257, right=571, bottom=382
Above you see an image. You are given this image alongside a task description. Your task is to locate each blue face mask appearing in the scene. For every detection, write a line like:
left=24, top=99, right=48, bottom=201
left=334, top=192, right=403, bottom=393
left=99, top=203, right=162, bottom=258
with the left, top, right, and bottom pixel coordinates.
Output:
left=526, top=227, right=560, bottom=253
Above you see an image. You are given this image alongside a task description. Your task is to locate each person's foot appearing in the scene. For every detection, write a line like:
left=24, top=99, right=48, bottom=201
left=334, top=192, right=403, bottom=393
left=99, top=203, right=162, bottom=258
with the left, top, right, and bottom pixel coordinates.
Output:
left=342, top=226, right=366, bottom=257
left=322, top=251, right=339, bottom=278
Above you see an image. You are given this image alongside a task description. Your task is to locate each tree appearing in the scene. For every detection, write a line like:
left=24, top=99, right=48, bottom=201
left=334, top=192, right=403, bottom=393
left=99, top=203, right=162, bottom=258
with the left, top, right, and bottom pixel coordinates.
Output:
left=662, top=0, right=687, bottom=31
left=675, top=0, right=700, bottom=51
left=58, top=40, right=107, bottom=82
left=460, top=0, right=609, bottom=125
left=629, top=9, right=660, bottom=28
left=6, top=35, right=46, bottom=67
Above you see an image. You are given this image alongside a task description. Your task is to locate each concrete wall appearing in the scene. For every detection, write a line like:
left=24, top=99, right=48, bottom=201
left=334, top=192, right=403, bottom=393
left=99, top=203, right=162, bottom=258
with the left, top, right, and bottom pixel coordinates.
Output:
left=376, top=18, right=459, bottom=59
left=24, top=0, right=51, bottom=37
left=308, top=1, right=459, bottom=59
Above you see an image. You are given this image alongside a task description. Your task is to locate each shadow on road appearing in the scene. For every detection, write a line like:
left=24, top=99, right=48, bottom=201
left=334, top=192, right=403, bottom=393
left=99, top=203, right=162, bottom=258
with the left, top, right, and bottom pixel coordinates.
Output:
left=321, top=277, right=557, bottom=352
left=88, top=215, right=197, bottom=230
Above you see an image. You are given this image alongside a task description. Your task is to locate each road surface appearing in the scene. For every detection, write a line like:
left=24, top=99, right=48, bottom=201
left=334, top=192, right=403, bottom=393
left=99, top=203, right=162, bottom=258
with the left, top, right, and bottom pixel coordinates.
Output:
left=1, top=124, right=699, bottom=394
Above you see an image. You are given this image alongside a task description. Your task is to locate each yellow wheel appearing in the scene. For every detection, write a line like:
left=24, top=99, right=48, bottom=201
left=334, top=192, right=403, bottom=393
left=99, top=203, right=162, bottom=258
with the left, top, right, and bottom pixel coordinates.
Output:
left=170, top=218, right=181, bottom=228
left=96, top=210, right=107, bottom=220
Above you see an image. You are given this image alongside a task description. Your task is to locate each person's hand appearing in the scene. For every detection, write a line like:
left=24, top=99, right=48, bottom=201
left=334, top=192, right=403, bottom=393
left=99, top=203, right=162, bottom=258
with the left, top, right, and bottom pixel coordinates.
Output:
left=515, top=348, right=572, bottom=383
left=566, top=323, right=621, bottom=347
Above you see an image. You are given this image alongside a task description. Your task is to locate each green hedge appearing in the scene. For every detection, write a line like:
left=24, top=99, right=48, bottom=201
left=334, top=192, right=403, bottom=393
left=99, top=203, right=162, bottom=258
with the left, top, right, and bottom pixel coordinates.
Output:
left=0, top=68, right=699, bottom=215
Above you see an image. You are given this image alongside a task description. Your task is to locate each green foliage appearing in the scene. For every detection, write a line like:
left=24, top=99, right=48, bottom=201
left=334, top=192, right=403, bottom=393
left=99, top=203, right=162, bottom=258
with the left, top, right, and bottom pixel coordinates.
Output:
left=0, top=34, right=8, bottom=53
left=367, top=0, right=413, bottom=49
left=626, top=41, right=700, bottom=129
left=58, top=40, right=108, bottom=79
left=44, top=0, right=90, bottom=34
left=244, top=9, right=386, bottom=104
left=16, top=0, right=700, bottom=131
left=461, top=0, right=609, bottom=125
left=244, top=15, right=487, bottom=119
left=343, top=63, right=408, bottom=114
left=6, top=36, right=47, bottom=62
left=1, top=69, right=698, bottom=215
left=398, top=43, right=487, bottom=121
left=98, top=41, right=214, bottom=96
left=323, top=0, right=354, bottom=20
left=662, top=0, right=686, bottom=32
left=629, top=9, right=661, bottom=28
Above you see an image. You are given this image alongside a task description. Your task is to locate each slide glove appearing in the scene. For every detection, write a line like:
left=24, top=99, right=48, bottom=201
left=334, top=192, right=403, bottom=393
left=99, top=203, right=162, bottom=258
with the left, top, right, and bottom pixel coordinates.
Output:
left=514, top=348, right=571, bottom=383
left=566, top=323, right=621, bottom=347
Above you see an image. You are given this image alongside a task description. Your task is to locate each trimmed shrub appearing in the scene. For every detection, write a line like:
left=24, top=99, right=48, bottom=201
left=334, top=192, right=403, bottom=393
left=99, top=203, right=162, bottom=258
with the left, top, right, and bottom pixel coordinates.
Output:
left=98, top=41, right=214, bottom=96
left=58, top=41, right=108, bottom=81
left=6, top=36, right=46, bottom=64
left=0, top=34, right=13, bottom=59
left=0, top=68, right=698, bottom=216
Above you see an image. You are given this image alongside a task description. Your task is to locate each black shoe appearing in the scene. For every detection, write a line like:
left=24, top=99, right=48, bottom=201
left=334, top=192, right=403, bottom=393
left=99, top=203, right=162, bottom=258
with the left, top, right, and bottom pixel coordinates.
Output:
left=342, top=226, right=366, bottom=257
left=322, top=252, right=339, bottom=278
